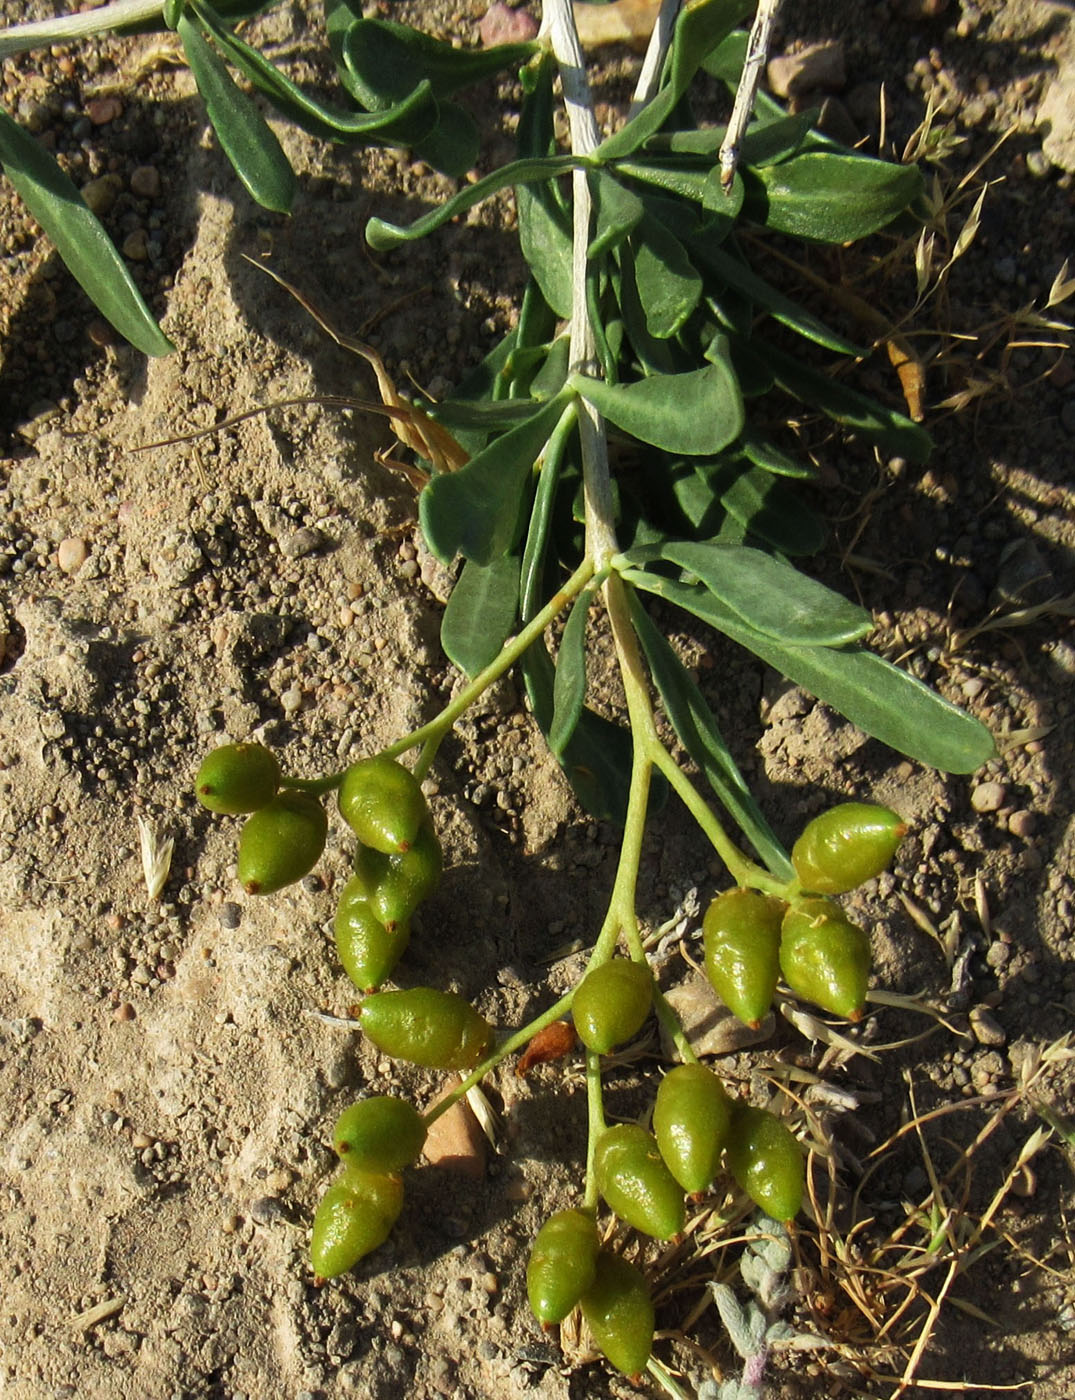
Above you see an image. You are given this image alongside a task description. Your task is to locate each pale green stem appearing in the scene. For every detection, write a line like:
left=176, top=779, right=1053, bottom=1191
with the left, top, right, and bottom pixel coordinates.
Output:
left=383, top=551, right=595, bottom=779
left=582, top=1049, right=606, bottom=1212
left=420, top=985, right=576, bottom=1128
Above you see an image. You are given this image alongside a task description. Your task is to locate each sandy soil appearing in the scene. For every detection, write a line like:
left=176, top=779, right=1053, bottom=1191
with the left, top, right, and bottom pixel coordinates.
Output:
left=1, top=2, right=1074, bottom=1397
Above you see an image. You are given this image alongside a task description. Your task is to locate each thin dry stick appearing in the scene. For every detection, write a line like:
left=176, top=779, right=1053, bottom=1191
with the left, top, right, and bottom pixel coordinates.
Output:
left=719, top=0, right=783, bottom=190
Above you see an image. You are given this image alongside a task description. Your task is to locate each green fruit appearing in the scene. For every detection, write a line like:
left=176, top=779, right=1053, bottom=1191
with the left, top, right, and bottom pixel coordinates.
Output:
left=236, top=790, right=327, bottom=895
left=653, top=1064, right=733, bottom=1194
left=572, top=959, right=653, bottom=1054
left=702, top=888, right=786, bottom=1028
left=358, top=988, right=494, bottom=1070
left=594, top=1124, right=685, bottom=1240
left=580, top=1252, right=654, bottom=1379
left=780, top=898, right=871, bottom=1020
left=725, top=1104, right=803, bottom=1223
left=309, top=1166, right=404, bottom=1279
left=195, top=742, right=280, bottom=814
left=792, top=802, right=907, bottom=895
left=332, top=1097, right=427, bottom=1172
left=350, top=820, right=443, bottom=928
left=334, top=880, right=410, bottom=992
left=527, top=1209, right=600, bottom=1325
left=338, top=756, right=429, bottom=855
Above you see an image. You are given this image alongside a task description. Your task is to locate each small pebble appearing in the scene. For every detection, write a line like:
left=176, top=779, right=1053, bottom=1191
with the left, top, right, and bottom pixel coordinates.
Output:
left=280, top=686, right=303, bottom=714
left=57, top=537, right=89, bottom=574
left=1008, top=809, right=1036, bottom=838
left=970, top=781, right=1006, bottom=813
left=278, top=527, right=322, bottom=559
left=218, top=902, right=242, bottom=930
left=130, top=164, right=161, bottom=198
left=122, top=228, right=149, bottom=261
left=768, top=40, right=846, bottom=98
left=969, top=1005, right=1007, bottom=1047
left=112, top=1003, right=135, bottom=1022
left=422, top=1078, right=487, bottom=1179
left=86, top=96, right=123, bottom=125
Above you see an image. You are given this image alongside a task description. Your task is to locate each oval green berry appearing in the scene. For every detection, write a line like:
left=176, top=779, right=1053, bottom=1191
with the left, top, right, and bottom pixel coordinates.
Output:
left=195, top=742, right=280, bottom=814
left=334, top=879, right=410, bottom=992
left=236, top=790, right=327, bottom=895
left=351, top=820, right=443, bottom=928
left=358, top=988, right=494, bottom=1070
left=703, top=888, right=786, bottom=1028
left=580, top=1252, right=654, bottom=1379
left=594, top=1123, right=685, bottom=1240
left=309, top=1166, right=404, bottom=1279
left=792, top=802, right=907, bottom=895
left=572, top=959, right=653, bottom=1054
left=338, top=756, right=429, bottom=855
left=725, top=1104, right=803, bottom=1223
left=780, top=898, right=872, bottom=1020
left=527, top=1209, right=600, bottom=1326
left=653, top=1063, right=733, bottom=1194
left=332, top=1097, right=427, bottom=1172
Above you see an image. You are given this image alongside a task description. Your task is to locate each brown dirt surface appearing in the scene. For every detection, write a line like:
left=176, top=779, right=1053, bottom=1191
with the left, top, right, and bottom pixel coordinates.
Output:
left=1, top=2, right=1074, bottom=1398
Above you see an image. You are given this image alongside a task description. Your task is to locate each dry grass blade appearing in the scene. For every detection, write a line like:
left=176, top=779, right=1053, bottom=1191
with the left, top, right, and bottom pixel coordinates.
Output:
left=137, top=815, right=172, bottom=901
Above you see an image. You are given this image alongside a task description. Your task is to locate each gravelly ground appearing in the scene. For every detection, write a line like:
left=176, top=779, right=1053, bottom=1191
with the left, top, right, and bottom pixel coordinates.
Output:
left=1, top=2, right=1073, bottom=1397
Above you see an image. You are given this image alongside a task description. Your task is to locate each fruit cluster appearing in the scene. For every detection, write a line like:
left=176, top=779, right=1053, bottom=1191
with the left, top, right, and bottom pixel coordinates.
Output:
left=704, top=803, right=907, bottom=1027
left=197, top=745, right=907, bottom=1381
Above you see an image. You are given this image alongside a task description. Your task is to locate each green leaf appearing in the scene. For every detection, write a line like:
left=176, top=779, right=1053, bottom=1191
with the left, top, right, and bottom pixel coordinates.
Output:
left=193, top=1, right=440, bottom=143
left=627, top=572, right=995, bottom=773
left=177, top=15, right=295, bottom=213
left=570, top=361, right=744, bottom=456
left=630, top=212, right=703, bottom=339
left=332, top=17, right=537, bottom=102
left=517, top=178, right=574, bottom=317
left=550, top=584, right=597, bottom=757
left=0, top=107, right=172, bottom=356
left=764, top=341, right=933, bottom=463
left=749, top=150, right=923, bottom=243
left=409, top=100, right=479, bottom=179
left=739, top=427, right=814, bottom=479
left=688, top=240, right=861, bottom=355
left=595, top=0, right=753, bottom=161
left=715, top=461, right=826, bottom=555
left=519, top=403, right=576, bottom=619
left=441, top=554, right=520, bottom=677
left=658, top=541, right=873, bottom=646
left=429, top=397, right=544, bottom=430
left=626, top=590, right=793, bottom=878
left=589, top=169, right=644, bottom=257
left=365, top=154, right=577, bottom=251
left=419, top=395, right=572, bottom=566
left=617, top=159, right=744, bottom=230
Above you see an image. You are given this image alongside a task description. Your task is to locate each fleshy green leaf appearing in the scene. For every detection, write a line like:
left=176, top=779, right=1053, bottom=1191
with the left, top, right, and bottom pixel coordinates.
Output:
left=616, top=159, right=744, bottom=230
left=366, top=155, right=577, bottom=251
left=178, top=14, right=295, bottom=213
left=419, top=395, right=572, bottom=566
left=627, top=590, right=793, bottom=877
left=589, top=169, right=644, bottom=257
left=441, top=554, right=520, bottom=677
left=739, top=428, right=814, bottom=479
left=627, top=571, right=996, bottom=772
left=630, top=212, right=703, bottom=340
left=658, top=541, right=873, bottom=646
left=595, top=0, right=753, bottom=160
left=749, top=150, right=923, bottom=243
left=331, top=17, right=537, bottom=103
left=764, top=341, right=933, bottom=463
left=688, top=240, right=861, bottom=355
left=0, top=107, right=172, bottom=356
left=550, top=583, right=597, bottom=757
left=716, top=461, right=826, bottom=555
left=193, top=1, right=440, bottom=143
left=517, top=178, right=574, bottom=317
left=570, top=361, right=743, bottom=456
